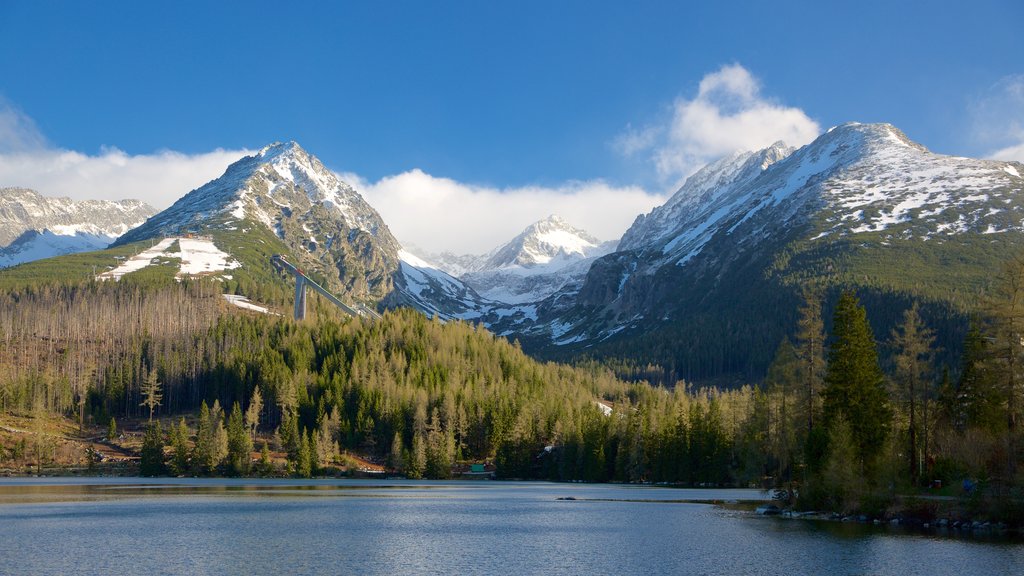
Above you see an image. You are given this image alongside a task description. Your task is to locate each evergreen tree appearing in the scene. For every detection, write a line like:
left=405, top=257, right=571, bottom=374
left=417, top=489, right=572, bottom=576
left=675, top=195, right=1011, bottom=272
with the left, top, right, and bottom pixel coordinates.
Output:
left=193, top=401, right=214, bottom=474
left=890, top=303, right=936, bottom=485
left=212, top=412, right=229, bottom=472
left=315, top=413, right=339, bottom=470
left=258, top=440, right=273, bottom=476
left=139, top=368, right=162, bottom=422
left=170, top=417, right=190, bottom=475
left=227, top=402, right=252, bottom=475
left=407, top=431, right=427, bottom=479
left=425, top=408, right=453, bottom=479
left=950, top=323, right=1000, bottom=431
left=295, top=429, right=313, bottom=478
left=795, top=288, right=826, bottom=436
left=985, top=255, right=1024, bottom=475
left=139, top=421, right=165, bottom=476
left=389, top=432, right=405, bottom=472
left=822, top=291, right=892, bottom=474
left=107, top=417, right=117, bottom=442
left=765, top=338, right=800, bottom=483
left=821, top=415, right=859, bottom=513
left=245, top=386, right=263, bottom=443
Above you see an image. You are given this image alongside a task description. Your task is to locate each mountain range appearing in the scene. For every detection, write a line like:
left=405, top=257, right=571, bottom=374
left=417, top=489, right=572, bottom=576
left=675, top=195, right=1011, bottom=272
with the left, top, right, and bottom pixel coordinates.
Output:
left=0, top=188, right=154, bottom=268
left=3, top=122, right=1023, bottom=384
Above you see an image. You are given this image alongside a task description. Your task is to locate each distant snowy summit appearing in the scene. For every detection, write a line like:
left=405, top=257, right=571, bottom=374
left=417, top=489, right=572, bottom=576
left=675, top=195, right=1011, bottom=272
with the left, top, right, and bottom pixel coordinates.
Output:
left=0, top=187, right=154, bottom=267
left=479, top=214, right=614, bottom=270
left=459, top=215, right=615, bottom=304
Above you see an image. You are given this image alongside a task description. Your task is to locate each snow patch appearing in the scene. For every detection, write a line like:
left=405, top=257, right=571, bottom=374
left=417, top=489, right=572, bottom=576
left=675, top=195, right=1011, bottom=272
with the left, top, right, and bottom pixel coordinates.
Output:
left=223, top=294, right=274, bottom=315
left=97, top=237, right=239, bottom=281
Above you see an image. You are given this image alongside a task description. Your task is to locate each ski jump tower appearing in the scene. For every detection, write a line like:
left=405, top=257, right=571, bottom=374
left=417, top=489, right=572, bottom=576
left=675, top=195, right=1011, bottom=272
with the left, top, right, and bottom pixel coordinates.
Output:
left=271, top=255, right=382, bottom=321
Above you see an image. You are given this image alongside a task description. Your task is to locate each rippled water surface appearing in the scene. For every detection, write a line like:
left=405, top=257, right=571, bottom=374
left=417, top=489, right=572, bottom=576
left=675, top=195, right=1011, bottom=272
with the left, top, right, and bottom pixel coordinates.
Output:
left=0, top=478, right=1022, bottom=575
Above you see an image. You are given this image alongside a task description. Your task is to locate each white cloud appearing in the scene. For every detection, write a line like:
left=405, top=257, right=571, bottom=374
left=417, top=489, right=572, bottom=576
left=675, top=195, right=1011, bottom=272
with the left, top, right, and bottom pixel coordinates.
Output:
left=343, top=169, right=666, bottom=255
left=1, top=101, right=663, bottom=255
left=0, top=102, right=248, bottom=208
left=618, top=64, right=820, bottom=185
left=991, top=143, right=1024, bottom=162
left=0, top=144, right=247, bottom=207
left=0, top=100, right=48, bottom=153
left=0, top=147, right=251, bottom=208
left=973, top=74, right=1024, bottom=162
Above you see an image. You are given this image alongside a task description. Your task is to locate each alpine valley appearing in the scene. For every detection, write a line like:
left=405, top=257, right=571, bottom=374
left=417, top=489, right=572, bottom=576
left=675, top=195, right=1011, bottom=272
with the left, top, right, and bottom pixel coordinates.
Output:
left=3, top=123, right=1023, bottom=385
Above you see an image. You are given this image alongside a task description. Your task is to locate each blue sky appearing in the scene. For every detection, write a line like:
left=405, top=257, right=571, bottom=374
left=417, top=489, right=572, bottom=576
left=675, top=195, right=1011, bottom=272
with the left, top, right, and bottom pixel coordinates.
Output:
left=1, top=0, right=1022, bottom=252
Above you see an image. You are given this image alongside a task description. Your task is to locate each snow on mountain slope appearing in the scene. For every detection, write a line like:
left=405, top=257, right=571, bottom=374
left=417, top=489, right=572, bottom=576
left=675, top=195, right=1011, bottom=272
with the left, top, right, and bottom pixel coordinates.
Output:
left=618, top=143, right=793, bottom=252
left=0, top=229, right=112, bottom=268
left=113, top=141, right=401, bottom=301
left=0, top=188, right=155, bottom=268
left=615, top=123, right=1024, bottom=271
left=116, top=142, right=397, bottom=251
left=543, top=122, right=1024, bottom=356
left=480, top=215, right=610, bottom=269
left=391, top=249, right=498, bottom=320
left=96, top=237, right=239, bottom=281
left=458, top=215, right=616, bottom=303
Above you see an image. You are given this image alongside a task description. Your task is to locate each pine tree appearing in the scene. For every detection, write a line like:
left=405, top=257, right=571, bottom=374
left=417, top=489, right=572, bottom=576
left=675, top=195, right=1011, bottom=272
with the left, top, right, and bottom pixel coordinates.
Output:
left=227, top=402, right=252, bottom=476
left=295, top=429, right=313, bottom=478
left=407, top=431, right=427, bottom=479
left=795, top=288, right=826, bottom=436
left=139, top=421, right=165, bottom=476
left=139, top=368, right=162, bottom=422
left=107, top=417, right=118, bottom=442
left=389, top=432, right=404, bottom=472
left=212, top=407, right=229, bottom=472
left=258, top=440, right=273, bottom=476
left=193, top=401, right=214, bottom=474
left=765, top=338, right=800, bottom=483
left=822, top=291, right=892, bottom=474
left=170, top=417, right=190, bottom=475
left=985, top=254, right=1024, bottom=475
left=890, top=303, right=936, bottom=485
left=952, top=323, right=1000, bottom=431
left=245, top=386, right=263, bottom=443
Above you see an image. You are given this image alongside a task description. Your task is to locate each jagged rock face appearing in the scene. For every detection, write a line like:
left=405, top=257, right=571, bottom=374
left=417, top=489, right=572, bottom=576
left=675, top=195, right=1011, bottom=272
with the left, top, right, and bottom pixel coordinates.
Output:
left=114, top=142, right=401, bottom=301
left=534, top=123, right=1024, bottom=380
left=618, top=143, right=794, bottom=253
left=0, top=187, right=154, bottom=246
left=0, top=188, right=154, bottom=267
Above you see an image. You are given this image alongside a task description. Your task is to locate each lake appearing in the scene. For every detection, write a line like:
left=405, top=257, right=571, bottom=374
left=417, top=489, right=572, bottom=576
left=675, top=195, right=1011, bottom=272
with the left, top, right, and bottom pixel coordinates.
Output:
left=0, top=478, right=1021, bottom=575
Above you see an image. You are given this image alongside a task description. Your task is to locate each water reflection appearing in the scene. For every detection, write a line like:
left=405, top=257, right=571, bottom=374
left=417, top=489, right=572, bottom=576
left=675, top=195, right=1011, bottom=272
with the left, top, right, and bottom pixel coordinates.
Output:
left=0, top=479, right=1021, bottom=576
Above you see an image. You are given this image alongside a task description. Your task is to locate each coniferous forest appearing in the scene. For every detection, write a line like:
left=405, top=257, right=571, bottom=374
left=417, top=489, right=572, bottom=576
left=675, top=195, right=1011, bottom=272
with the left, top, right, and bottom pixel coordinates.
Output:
left=2, top=254, right=1024, bottom=523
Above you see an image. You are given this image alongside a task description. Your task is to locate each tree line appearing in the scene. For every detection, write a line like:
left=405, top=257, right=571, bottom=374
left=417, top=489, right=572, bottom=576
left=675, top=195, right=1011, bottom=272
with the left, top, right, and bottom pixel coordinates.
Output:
left=2, top=258, right=1023, bottom=519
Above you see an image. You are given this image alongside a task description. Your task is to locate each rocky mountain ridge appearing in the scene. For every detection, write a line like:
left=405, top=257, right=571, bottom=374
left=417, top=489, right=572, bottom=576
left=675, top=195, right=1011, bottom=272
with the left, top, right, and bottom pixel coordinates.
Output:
left=0, top=187, right=154, bottom=267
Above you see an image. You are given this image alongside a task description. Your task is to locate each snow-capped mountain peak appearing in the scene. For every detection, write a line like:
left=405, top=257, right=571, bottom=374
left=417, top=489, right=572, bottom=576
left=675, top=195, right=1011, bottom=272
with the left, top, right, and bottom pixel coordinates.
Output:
left=117, top=141, right=399, bottom=251
left=443, top=216, right=616, bottom=304
left=618, top=141, right=793, bottom=252
left=1, top=188, right=155, bottom=267
left=483, top=214, right=609, bottom=269
left=113, top=141, right=401, bottom=301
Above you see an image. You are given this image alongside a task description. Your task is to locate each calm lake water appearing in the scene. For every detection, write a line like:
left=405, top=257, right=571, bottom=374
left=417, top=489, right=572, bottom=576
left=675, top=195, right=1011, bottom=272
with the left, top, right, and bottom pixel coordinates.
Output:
left=0, top=478, right=1022, bottom=575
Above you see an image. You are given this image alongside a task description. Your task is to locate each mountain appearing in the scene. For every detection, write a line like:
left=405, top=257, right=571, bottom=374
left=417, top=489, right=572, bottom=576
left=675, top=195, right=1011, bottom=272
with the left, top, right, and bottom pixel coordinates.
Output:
left=8, top=126, right=1022, bottom=386
left=114, top=141, right=402, bottom=301
left=0, top=188, right=154, bottom=267
left=459, top=215, right=616, bottom=304
left=523, top=123, right=1024, bottom=383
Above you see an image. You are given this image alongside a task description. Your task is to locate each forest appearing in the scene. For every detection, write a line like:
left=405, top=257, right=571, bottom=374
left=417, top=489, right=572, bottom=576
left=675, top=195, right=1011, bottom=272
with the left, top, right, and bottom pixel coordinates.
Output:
left=1, top=253, right=1024, bottom=522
